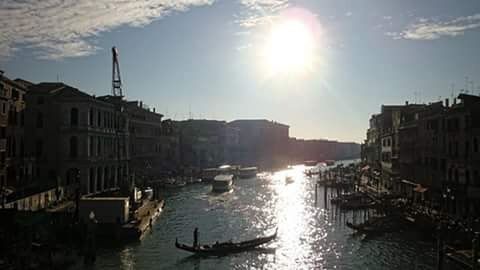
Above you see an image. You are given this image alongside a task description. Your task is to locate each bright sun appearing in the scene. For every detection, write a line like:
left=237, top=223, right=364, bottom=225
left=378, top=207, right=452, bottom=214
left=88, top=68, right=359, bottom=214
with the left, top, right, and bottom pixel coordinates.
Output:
left=263, top=20, right=315, bottom=75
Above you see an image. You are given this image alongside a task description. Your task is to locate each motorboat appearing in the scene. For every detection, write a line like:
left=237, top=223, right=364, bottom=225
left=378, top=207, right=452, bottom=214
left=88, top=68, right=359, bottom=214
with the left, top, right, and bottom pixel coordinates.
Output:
left=285, top=176, right=294, bottom=184
left=325, top=160, right=335, bottom=166
left=304, top=160, right=318, bottom=167
left=212, top=174, right=234, bottom=192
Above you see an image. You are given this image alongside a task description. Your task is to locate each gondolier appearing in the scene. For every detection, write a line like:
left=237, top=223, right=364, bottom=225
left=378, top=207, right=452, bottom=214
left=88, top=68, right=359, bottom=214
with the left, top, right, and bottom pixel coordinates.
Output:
left=193, top=227, right=199, bottom=248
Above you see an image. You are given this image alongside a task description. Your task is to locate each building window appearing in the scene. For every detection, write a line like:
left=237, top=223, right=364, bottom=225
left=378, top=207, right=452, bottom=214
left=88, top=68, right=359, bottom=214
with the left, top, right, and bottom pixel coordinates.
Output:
left=97, top=137, right=102, bottom=156
left=36, top=112, right=43, bottom=128
left=466, top=170, right=470, bottom=186
left=475, top=137, right=479, bottom=153
left=1, top=102, right=5, bottom=114
left=475, top=170, right=479, bottom=187
left=454, top=141, right=459, bottom=157
left=97, top=167, right=102, bottom=191
left=20, top=111, right=24, bottom=126
left=20, top=137, right=24, bottom=158
left=89, top=108, right=94, bottom=126
left=70, top=108, right=78, bottom=126
left=12, top=89, right=19, bottom=100
left=70, top=136, right=78, bottom=158
left=88, top=136, right=94, bottom=157
left=35, top=140, right=43, bottom=158
left=97, top=111, right=101, bottom=127
left=466, top=141, right=470, bottom=159
left=89, top=168, right=95, bottom=193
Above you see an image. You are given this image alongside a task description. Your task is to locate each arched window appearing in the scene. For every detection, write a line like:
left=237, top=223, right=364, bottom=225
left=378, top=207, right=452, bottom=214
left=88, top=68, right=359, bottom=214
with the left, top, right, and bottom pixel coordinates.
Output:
left=70, top=108, right=78, bottom=126
left=70, top=136, right=78, bottom=158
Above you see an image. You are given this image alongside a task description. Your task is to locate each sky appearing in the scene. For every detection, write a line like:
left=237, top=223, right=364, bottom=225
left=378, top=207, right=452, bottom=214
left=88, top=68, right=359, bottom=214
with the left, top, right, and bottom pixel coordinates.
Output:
left=1, top=0, right=480, bottom=143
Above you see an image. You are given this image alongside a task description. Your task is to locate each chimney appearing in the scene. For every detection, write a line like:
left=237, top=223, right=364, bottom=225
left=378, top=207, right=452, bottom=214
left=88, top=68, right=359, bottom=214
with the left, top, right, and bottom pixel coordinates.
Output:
left=405, top=101, right=409, bottom=106
left=140, top=101, right=143, bottom=108
left=445, top=98, right=449, bottom=108
left=153, top=107, right=155, bottom=113
left=453, top=98, right=457, bottom=105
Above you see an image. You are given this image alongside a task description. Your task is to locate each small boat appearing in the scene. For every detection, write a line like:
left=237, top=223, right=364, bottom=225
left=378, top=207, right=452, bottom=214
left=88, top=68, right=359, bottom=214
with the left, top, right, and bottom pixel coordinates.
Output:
left=238, top=167, right=258, bottom=179
left=304, top=160, right=318, bottom=167
left=164, top=178, right=177, bottom=188
left=285, top=176, right=294, bottom=184
left=325, top=160, right=335, bottom=166
left=212, top=174, right=234, bottom=192
left=175, top=228, right=277, bottom=256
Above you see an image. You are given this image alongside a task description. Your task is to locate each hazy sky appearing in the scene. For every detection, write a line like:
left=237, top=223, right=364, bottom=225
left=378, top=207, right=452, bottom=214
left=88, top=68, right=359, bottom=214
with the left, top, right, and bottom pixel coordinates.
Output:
left=1, top=0, right=480, bottom=143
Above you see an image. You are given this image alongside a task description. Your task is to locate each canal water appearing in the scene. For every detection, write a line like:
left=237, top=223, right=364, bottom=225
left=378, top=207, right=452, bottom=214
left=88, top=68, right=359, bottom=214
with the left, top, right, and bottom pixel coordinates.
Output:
left=88, top=161, right=457, bottom=270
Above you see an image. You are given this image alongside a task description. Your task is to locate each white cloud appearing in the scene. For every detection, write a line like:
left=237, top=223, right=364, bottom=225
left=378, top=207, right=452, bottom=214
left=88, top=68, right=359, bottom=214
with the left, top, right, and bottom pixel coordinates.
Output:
left=0, top=0, right=215, bottom=60
left=345, top=12, right=352, bottom=17
left=389, top=13, right=480, bottom=40
left=236, top=0, right=289, bottom=28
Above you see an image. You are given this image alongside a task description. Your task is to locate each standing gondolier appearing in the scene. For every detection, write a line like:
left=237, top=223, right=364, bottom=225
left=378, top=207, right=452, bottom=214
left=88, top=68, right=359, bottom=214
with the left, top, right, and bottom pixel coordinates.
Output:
left=193, top=227, right=199, bottom=248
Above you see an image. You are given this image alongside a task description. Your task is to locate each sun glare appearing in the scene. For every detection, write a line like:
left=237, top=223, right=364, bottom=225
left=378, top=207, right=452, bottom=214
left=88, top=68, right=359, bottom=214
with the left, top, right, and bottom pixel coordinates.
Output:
left=263, top=20, right=315, bottom=75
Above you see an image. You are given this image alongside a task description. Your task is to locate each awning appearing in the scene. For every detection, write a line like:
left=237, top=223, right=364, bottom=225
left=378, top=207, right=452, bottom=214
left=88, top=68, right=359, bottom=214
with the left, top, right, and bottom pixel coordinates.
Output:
left=413, top=184, right=428, bottom=193
left=401, top=179, right=418, bottom=186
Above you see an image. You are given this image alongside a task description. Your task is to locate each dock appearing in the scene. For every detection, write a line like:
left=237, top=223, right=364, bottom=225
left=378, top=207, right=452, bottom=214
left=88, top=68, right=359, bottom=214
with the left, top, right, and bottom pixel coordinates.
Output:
left=121, top=199, right=165, bottom=241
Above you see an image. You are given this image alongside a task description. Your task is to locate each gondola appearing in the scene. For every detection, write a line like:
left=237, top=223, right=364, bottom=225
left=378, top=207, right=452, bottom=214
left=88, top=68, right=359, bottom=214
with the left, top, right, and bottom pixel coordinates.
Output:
left=175, top=228, right=277, bottom=256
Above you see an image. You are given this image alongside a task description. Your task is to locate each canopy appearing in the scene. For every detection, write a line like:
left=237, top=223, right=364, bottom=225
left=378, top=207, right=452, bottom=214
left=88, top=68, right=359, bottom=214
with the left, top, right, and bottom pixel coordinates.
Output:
left=413, top=184, right=428, bottom=193
left=361, top=165, right=370, bottom=171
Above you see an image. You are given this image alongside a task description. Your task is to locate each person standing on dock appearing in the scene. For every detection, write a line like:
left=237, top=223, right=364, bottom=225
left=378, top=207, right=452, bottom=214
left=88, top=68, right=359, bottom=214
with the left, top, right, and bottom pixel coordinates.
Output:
left=193, top=227, right=199, bottom=248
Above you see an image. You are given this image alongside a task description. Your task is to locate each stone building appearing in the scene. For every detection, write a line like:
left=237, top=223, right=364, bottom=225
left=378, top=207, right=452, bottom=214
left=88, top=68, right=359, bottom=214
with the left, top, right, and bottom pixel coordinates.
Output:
left=25, top=83, right=130, bottom=197
left=442, top=94, right=480, bottom=216
left=228, top=119, right=290, bottom=168
left=0, top=73, right=36, bottom=206
left=122, top=100, right=164, bottom=180
left=365, top=94, right=480, bottom=216
left=177, top=119, right=229, bottom=168
left=362, top=114, right=381, bottom=166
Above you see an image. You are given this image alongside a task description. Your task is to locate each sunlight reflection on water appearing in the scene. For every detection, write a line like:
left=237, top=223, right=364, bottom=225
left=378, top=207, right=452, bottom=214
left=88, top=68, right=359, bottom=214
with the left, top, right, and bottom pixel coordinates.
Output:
left=89, top=160, right=447, bottom=270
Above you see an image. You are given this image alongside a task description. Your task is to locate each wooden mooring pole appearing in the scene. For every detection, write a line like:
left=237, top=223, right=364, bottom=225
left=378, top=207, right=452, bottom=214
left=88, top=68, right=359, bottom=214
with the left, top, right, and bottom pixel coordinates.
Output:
left=437, top=223, right=445, bottom=270
left=473, top=232, right=479, bottom=270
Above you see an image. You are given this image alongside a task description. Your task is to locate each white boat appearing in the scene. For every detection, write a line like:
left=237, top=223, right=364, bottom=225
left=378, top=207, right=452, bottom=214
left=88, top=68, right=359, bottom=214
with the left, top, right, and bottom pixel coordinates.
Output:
left=238, top=167, right=258, bottom=179
left=212, top=174, right=234, bottom=192
left=325, top=160, right=335, bottom=166
left=285, top=176, right=294, bottom=184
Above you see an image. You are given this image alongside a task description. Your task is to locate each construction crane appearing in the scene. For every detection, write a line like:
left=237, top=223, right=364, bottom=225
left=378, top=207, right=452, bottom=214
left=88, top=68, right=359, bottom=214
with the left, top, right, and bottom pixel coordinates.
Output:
left=112, top=46, right=123, bottom=97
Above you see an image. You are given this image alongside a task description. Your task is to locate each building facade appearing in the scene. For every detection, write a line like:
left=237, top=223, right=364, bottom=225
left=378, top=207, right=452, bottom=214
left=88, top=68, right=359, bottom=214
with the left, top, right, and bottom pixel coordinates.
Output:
left=122, top=100, right=163, bottom=180
left=0, top=72, right=37, bottom=208
left=364, top=94, right=480, bottom=216
left=25, top=83, right=130, bottom=197
left=228, top=119, right=290, bottom=168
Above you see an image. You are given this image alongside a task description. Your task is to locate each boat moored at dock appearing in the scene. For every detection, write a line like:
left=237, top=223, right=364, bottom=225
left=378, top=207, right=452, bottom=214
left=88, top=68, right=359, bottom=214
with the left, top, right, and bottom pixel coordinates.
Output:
left=238, top=167, right=258, bottom=179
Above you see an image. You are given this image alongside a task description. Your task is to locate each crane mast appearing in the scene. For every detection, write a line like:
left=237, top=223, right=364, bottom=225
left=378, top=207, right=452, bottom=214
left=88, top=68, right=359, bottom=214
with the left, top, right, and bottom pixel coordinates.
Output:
left=112, top=46, right=123, bottom=97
